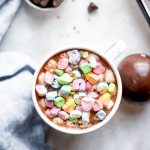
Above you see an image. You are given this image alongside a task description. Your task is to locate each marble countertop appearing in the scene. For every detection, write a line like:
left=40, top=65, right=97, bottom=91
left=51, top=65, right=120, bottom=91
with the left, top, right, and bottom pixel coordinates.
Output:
left=0, top=0, right=150, bottom=150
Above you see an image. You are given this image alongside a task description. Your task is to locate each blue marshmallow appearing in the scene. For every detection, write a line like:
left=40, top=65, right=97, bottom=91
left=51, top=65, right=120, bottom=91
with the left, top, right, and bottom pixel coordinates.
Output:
left=46, top=91, right=57, bottom=101
left=82, top=111, right=90, bottom=123
left=60, top=85, right=72, bottom=95
left=51, top=75, right=61, bottom=89
left=96, top=110, right=106, bottom=121
left=72, top=70, right=82, bottom=78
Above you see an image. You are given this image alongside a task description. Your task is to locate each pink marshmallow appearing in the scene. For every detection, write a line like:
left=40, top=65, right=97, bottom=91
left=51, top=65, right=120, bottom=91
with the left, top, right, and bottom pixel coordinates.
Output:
left=81, top=97, right=95, bottom=111
left=75, top=105, right=83, bottom=112
left=65, top=66, right=73, bottom=74
left=45, top=109, right=54, bottom=119
left=58, top=111, right=69, bottom=120
left=85, top=81, right=92, bottom=91
left=57, top=58, right=69, bottom=69
left=87, top=92, right=99, bottom=99
left=45, top=100, right=54, bottom=108
left=93, top=100, right=103, bottom=112
left=38, top=72, right=45, bottom=84
left=93, top=64, right=106, bottom=75
left=50, top=106, right=61, bottom=116
left=35, top=84, right=47, bottom=97
left=72, top=78, right=86, bottom=92
left=44, top=72, right=54, bottom=85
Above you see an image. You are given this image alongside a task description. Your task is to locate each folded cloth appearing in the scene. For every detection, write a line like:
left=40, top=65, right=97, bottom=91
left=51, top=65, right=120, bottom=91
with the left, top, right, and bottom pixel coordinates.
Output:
left=0, top=0, right=22, bottom=42
left=0, top=52, right=51, bottom=150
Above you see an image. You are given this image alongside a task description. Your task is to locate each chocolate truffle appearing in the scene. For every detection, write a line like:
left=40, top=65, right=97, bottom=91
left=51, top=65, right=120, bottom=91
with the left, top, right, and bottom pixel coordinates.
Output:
left=118, top=54, right=150, bottom=102
left=88, top=2, right=98, bottom=13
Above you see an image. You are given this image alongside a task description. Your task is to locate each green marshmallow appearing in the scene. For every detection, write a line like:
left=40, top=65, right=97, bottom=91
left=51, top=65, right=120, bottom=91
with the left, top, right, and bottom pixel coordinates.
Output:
left=54, top=97, right=65, bottom=108
left=80, top=64, right=92, bottom=74
left=58, top=73, right=73, bottom=85
left=55, top=69, right=64, bottom=76
left=69, top=117, right=78, bottom=123
left=108, top=83, right=116, bottom=93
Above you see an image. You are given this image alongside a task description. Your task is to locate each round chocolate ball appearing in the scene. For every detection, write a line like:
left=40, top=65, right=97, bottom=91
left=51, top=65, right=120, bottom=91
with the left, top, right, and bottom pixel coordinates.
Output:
left=118, top=54, right=150, bottom=102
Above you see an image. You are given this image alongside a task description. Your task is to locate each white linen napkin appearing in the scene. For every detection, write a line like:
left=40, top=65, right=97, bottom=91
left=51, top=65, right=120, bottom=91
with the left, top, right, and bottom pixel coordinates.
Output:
left=0, top=51, right=50, bottom=150
left=0, top=0, right=22, bottom=42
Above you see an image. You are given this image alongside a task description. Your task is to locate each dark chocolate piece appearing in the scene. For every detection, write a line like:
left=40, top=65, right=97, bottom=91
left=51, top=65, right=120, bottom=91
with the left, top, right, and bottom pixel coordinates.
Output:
left=118, top=54, right=150, bottom=102
left=31, top=0, right=64, bottom=8
left=53, top=0, right=64, bottom=7
left=88, top=2, right=98, bottom=13
left=40, top=0, right=49, bottom=7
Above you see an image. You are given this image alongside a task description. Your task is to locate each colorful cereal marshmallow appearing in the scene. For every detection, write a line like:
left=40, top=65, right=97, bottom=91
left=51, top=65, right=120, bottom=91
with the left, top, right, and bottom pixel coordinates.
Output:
left=69, top=117, right=78, bottom=123
left=38, top=72, right=45, bottom=84
left=79, top=92, right=86, bottom=97
left=58, top=111, right=69, bottom=120
left=45, top=100, right=54, bottom=108
left=80, top=63, right=92, bottom=74
left=73, top=92, right=86, bottom=105
left=72, top=70, right=82, bottom=78
left=44, top=72, right=54, bottom=85
left=65, top=66, right=73, bottom=74
left=85, top=81, right=92, bottom=91
left=93, top=100, right=103, bottom=112
left=81, top=97, right=95, bottom=111
left=70, top=110, right=82, bottom=119
left=96, top=110, right=106, bottom=121
left=67, top=50, right=81, bottom=65
left=81, top=51, right=88, bottom=58
left=54, top=69, right=64, bottom=76
left=98, top=74, right=105, bottom=82
left=84, top=73, right=99, bottom=84
left=108, top=83, right=116, bottom=93
left=97, top=82, right=108, bottom=94
left=50, top=106, right=61, bottom=116
left=98, top=93, right=111, bottom=108
left=93, top=64, right=106, bottom=75
left=105, top=69, right=115, bottom=83
left=45, top=109, right=54, bottom=119
left=75, top=105, right=83, bottom=111
left=58, top=73, right=73, bottom=85
left=87, top=54, right=97, bottom=68
left=73, top=94, right=81, bottom=105
left=60, top=85, right=72, bottom=94
left=53, top=117, right=64, bottom=125
left=47, top=59, right=57, bottom=69
left=57, top=58, right=69, bottom=69
left=38, top=99, right=47, bottom=110
left=51, top=77, right=61, bottom=89
left=72, top=78, right=86, bottom=92
left=82, top=111, right=90, bottom=123
left=106, top=100, right=114, bottom=110
left=87, top=92, right=99, bottom=98
left=46, top=91, right=57, bottom=101
left=54, top=97, right=65, bottom=108
left=36, top=84, right=47, bottom=97
left=62, top=97, right=76, bottom=113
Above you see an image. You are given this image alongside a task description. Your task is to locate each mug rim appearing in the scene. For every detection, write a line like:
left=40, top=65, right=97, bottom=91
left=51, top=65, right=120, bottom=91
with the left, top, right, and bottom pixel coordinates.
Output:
left=32, top=47, right=122, bottom=134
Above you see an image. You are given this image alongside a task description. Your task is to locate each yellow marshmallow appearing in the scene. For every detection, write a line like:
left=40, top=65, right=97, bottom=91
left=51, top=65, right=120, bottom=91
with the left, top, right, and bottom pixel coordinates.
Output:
left=84, top=73, right=99, bottom=85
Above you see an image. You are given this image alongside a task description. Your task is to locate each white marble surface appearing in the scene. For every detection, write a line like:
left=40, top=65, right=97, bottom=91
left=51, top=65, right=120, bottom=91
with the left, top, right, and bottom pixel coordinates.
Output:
left=0, top=0, right=150, bottom=150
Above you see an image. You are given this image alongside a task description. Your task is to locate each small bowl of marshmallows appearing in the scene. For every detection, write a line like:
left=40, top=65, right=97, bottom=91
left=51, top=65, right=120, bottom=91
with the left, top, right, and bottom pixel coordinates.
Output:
left=25, top=0, right=64, bottom=11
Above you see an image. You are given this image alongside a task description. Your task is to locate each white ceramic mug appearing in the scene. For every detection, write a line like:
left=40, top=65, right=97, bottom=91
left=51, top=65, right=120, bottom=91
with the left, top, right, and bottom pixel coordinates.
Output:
left=32, top=40, right=126, bottom=134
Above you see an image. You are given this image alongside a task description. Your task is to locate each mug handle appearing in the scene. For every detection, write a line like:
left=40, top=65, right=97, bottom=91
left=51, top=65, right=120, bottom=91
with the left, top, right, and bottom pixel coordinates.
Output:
left=104, top=40, right=127, bottom=61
